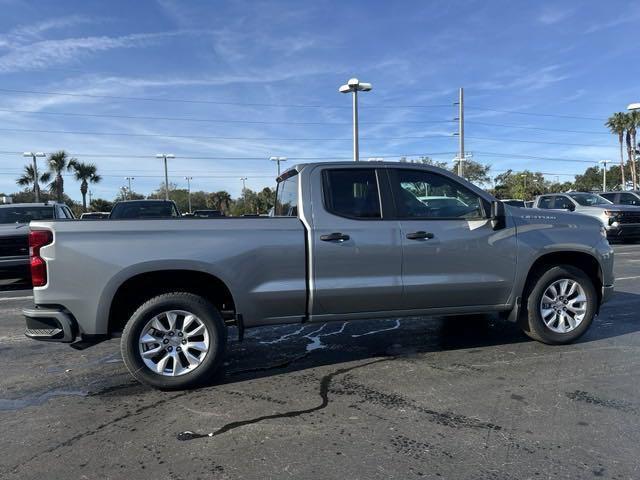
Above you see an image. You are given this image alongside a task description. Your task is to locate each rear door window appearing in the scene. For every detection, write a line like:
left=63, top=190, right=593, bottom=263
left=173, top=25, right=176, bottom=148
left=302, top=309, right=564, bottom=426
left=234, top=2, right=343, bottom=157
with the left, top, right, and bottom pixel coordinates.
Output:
left=322, top=169, right=381, bottom=219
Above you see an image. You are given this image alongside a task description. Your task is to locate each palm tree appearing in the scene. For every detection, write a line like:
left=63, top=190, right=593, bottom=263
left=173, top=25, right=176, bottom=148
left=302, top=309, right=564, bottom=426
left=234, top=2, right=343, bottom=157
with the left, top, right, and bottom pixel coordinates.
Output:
left=16, top=165, right=51, bottom=200
left=624, top=113, right=638, bottom=190
left=209, top=191, right=232, bottom=213
left=47, top=150, right=74, bottom=202
left=606, top=112, right=627, bottom=188
left=68, top=160, right=101, bottom=211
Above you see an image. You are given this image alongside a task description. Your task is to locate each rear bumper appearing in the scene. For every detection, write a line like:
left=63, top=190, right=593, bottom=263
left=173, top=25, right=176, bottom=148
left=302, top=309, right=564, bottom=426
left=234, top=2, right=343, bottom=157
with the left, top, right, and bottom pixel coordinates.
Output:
left=23, top=307, right=77, bottom=342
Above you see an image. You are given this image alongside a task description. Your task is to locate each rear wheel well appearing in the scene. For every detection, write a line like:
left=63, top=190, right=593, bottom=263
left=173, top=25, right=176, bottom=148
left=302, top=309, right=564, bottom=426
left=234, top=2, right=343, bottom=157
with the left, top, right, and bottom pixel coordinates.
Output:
left=525, top=252, right=602, bottom=303
left=108, top=270, right=235, bottom=335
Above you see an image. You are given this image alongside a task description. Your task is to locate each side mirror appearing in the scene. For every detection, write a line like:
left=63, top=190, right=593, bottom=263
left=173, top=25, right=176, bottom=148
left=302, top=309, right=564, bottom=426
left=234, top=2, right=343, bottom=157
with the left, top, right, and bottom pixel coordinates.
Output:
left=490, top=200, right=506, bottom=230
left=567, top=204, right=575, bottom=212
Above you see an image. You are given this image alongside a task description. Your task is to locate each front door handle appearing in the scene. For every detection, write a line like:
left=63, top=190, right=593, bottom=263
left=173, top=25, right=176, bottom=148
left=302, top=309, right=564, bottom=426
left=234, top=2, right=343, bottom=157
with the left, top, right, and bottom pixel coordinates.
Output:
left=320, top=232, right=350, bottom=242
left=406, top=231, right=434, bottom=240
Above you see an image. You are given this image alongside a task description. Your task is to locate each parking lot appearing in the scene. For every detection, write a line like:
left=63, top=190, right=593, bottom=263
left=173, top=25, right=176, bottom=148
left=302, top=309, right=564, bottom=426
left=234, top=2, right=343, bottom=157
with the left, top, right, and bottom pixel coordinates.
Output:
left=0, top=244, right=638, bottom=479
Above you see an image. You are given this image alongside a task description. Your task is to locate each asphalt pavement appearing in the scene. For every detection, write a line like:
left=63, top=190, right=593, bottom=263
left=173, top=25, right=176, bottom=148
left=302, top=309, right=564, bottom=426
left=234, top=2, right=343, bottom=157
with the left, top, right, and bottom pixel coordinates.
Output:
left=1, top=245, right=640, bottom=479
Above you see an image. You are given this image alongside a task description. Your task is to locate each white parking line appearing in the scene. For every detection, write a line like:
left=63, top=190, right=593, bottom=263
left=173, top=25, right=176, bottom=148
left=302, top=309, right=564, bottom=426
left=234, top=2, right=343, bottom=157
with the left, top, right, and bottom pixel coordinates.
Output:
left=0, top=296, right=33, bottom=301
left=616, top=276, right=640, bottom=281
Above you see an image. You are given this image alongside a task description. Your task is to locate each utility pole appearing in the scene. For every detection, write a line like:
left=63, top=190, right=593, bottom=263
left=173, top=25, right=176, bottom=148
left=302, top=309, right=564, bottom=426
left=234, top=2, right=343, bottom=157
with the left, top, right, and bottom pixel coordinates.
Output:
left=23, top=152, right=46, bottom=202
left=455, top=87, right=465, bottom=177
left=155, top=154, right=174, bottom=200
left=185, top=176, right=193, bottom=213
left=521, top=174, right=527, bottom=198
left=599, top=160, right=610, bottom=192
left=88, top=190, right=93, bottom=205
left=270, top=156, right=287, bottom=176
left=339, top=78, right=372, bottom=161
left=125, top=177, right=134, bottom=199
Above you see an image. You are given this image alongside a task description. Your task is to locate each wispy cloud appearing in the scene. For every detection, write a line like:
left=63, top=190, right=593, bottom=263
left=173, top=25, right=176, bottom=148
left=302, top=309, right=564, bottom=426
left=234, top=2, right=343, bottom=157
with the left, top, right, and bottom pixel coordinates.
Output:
left=0, top=15, right=96, bottom=47
left=537, top=7, right=573, bottom=25
left=585, top=10, right=640, bottom=33
left=0, top=31, right=191, bottom=73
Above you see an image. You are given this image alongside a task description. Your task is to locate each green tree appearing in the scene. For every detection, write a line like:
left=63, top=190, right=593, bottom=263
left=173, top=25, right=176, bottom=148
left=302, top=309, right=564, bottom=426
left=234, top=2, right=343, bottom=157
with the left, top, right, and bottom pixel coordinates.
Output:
left=494, top=170, right=547, bottom=200
left=208, top=191, right=233, bottom=213
left=606, top=112, right=627, bottom=188
left=16, top=164, right=51, bottom=200
left=573, top=165, right=623, bottom=192
left=400, top=156, right=491, bottom=185
left=47, top=150, right=74, bottom=202
left=90, top=198, right=113, bottom=212
left=68, top=160, right=101, bottom=211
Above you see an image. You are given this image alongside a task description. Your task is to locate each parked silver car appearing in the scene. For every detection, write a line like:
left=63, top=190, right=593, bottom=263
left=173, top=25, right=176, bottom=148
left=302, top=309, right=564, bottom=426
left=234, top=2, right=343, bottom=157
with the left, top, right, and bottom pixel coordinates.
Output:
left=533, top=192, right=640, bottom=241
left=24, top=163, right=614, bottom=389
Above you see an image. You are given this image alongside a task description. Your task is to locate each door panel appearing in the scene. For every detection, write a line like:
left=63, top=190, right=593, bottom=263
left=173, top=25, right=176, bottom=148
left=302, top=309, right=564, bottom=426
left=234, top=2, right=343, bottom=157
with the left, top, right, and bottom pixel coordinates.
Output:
left=309, top=167, right=403, bottom=315
left=400, top=218, right=516, bottom=308
left=390, top=167, right=517, bottom=309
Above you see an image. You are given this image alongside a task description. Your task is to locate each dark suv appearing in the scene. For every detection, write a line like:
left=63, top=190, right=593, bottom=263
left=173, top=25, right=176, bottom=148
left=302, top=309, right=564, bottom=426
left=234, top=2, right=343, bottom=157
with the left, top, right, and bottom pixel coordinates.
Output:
left=109, top=200, right=180, bottom=219
left=0, top=202, right=75, bottom=280
left=599, top=191, right=640, bottom=206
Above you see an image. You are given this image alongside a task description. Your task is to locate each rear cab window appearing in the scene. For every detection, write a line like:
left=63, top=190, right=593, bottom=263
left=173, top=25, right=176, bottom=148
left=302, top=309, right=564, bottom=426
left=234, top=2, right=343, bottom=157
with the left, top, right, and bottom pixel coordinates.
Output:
left=275, top=172, right=299, bottom=217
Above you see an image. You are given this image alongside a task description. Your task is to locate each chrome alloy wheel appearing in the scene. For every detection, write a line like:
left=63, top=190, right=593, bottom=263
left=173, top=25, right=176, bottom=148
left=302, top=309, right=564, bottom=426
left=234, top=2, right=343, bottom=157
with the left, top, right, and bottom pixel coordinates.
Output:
left=539, top=279, right=588, bottom=334
left=138, top=310, right=210, bottom=376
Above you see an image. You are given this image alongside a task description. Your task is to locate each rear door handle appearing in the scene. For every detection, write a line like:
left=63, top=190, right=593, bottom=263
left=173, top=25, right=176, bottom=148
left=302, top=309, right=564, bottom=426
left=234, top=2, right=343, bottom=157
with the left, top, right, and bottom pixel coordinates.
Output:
left=406, top=231, right=434, bottom=240
left=320, top=232, right=350, bottom=242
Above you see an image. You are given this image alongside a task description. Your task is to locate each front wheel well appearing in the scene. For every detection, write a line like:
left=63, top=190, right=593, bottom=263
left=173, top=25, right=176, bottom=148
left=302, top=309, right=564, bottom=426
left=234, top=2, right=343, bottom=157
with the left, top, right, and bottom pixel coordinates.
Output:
left=108, top=270, right=236, bottom=335
left=524, top=251, right=603, bottom=303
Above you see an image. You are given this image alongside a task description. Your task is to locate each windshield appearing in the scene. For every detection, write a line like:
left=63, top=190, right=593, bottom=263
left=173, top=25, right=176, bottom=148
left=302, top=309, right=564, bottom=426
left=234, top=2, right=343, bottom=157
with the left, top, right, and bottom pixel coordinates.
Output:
left=110, top=202, right=179, bottom=219
left=568, top=193, right=611, bottom=206
left=0, top=206, right=54, bottom=224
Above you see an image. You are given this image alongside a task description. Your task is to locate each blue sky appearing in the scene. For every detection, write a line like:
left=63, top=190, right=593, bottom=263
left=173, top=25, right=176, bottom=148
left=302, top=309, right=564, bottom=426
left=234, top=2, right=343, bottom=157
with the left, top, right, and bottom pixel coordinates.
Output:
left=0, top=0, right=639, bottom=201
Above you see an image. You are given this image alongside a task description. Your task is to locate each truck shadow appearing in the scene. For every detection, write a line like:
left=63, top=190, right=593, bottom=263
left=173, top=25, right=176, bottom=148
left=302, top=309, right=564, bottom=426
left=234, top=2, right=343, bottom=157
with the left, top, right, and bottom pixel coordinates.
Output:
left=214, top=290, right=640, bottom=388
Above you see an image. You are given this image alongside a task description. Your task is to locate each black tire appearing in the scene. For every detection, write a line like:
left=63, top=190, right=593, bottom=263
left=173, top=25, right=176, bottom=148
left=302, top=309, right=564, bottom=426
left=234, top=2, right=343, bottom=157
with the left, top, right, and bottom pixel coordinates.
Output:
left=121, top=292, right=227, bottom=390
left=520, top=265, right=597, bottom=345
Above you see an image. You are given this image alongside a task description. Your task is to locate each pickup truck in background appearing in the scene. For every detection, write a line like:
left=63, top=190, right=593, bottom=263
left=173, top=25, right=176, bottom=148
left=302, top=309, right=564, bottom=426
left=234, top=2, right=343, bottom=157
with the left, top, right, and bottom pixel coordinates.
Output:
left=23, top=162, right=615, bottom=389
left=0, top=202, right=75, bottom=281
left=533, top=192, right=640, bottom=242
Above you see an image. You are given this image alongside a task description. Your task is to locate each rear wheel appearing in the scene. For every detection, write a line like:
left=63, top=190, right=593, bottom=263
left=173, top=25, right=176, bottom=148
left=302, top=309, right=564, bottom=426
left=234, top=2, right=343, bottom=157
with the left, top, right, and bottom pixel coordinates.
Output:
left=521, top=265, right=597, bottom=344
left=121, top=292, right=227, bottom=390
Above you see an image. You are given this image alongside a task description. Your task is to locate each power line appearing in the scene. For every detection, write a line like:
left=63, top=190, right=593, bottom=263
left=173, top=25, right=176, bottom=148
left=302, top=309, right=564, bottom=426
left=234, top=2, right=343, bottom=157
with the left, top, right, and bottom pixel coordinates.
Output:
left=0, top=127, right=457, bottom=141
left=0, top=126, right=616, bottom=147
left=0, top=88, right=450, bottom=109
left=474, top=151, right=599, bottom=164
left=468, top=136, right=615, bottom=148
left=466, top=121, right=609, bottom=135
left=466, top=106, right=604, bottom=121
left=0, top=150, right=458, bottom=161
left=0, top=107, right=453, bottom=126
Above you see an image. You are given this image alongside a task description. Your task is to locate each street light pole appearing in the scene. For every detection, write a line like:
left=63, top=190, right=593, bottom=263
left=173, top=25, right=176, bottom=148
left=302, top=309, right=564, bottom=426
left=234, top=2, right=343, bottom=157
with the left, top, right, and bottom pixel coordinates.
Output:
left=125, top=177, right=134, bottom=199
left=240, top=177, right=248, bottom=192
left=185, top=176, right=193, bottom=213
left=599, top=160, right=610, bottom=192
left=269, top=156, right=287, bottom=176
left=23, top=151, right=46, bottom=202
left=339, top=78, right=372, bottom=162
left=456, top=87, right=465, bottom=177
left=155, top=154, right=174, bottom=200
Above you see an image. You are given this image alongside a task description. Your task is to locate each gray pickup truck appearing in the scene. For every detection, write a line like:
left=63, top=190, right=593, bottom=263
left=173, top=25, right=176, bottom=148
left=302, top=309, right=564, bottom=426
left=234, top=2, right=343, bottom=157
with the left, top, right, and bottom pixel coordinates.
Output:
left=23, top=162, right=615, bottom=389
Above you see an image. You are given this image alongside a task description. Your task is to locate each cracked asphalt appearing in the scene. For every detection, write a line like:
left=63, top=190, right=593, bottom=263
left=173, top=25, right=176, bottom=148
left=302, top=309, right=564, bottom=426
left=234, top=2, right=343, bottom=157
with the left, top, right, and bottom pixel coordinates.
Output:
left=1, top=244, right=640, bottom=479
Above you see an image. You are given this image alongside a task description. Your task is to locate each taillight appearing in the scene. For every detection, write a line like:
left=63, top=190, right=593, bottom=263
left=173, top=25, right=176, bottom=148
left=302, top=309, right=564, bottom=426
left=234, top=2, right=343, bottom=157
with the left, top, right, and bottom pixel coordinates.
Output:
left=29, top=229, right=53, bottom=287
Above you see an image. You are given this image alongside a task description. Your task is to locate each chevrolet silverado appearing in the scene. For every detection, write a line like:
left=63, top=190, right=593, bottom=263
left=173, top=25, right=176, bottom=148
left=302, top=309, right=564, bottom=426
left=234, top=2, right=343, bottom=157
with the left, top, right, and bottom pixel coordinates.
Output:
left=23, top=162, right=615, bottom=389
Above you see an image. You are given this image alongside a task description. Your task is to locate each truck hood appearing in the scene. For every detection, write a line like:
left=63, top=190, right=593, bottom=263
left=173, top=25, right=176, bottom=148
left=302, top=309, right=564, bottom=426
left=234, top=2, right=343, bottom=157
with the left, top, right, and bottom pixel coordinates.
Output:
left=508, top=206, right=603, bottom=229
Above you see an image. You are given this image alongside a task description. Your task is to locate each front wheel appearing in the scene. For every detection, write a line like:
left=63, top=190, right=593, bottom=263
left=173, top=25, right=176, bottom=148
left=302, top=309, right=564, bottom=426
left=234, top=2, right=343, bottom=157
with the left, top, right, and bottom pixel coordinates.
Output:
left=121, top=292, right=227, bottom=390
left=521, top=265, right=597, bottom=345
